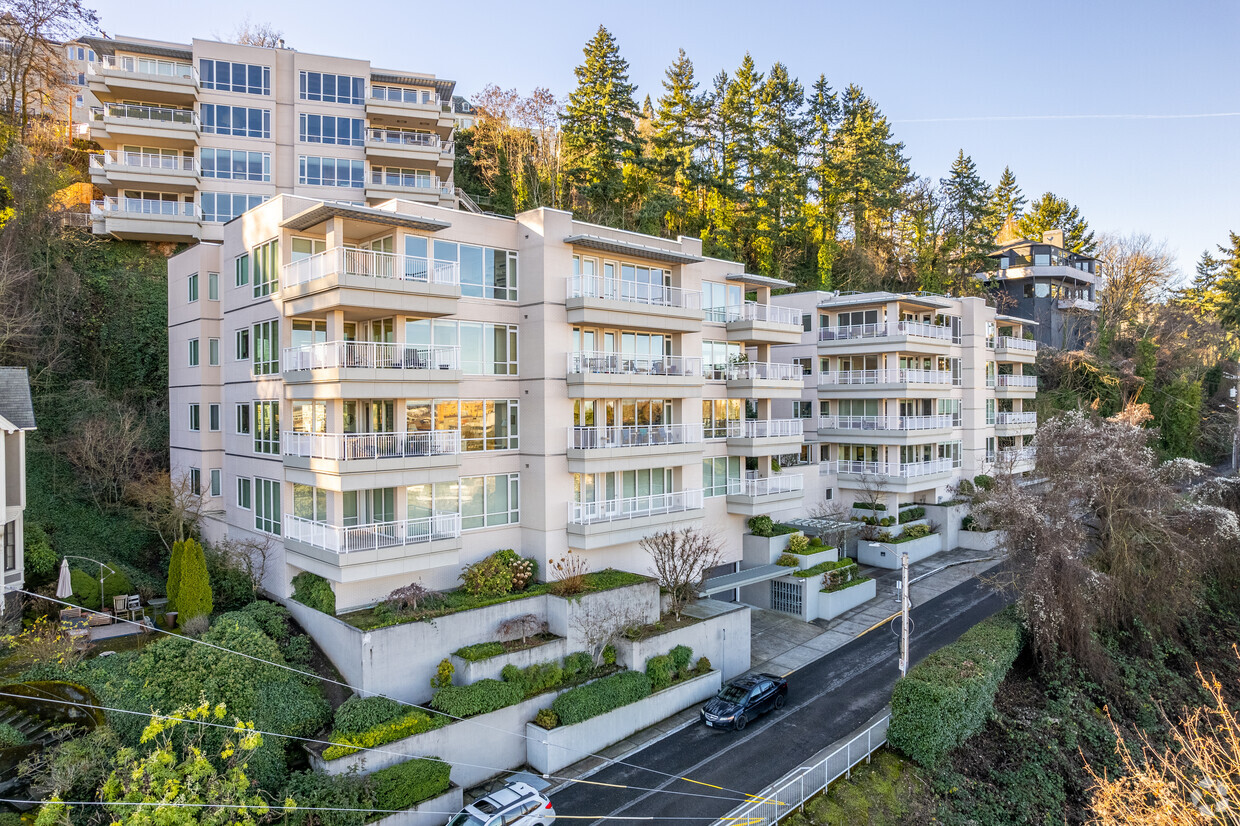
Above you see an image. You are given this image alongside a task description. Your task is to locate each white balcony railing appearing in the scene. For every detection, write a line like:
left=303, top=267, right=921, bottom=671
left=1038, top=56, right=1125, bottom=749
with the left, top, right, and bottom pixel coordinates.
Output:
left=90, top=150, right=199, bottom=173
left=366, top=128, right=440, bottom=148
left=90, top=55, right=198, bottom=82
left=282, top=247, right=461, bottom=289
left=568, top=489, right=704, bottom=525
left=995, top=412, right=1037, bottom=425
left=995, top=336, right=1037, bottom=352
left=739, top=475, right=804, bottom=497
left=733, top=419, right=804, bottom=439
left=369, top=170, right=445, bottom=192
left=285, top=513, right=462, bottom=554
left=91, top=102, right=199, bottom=127
left=281, top=341, right=460, bottom=372
left=995, top=447, right=1037, bottom=464
left=817, top=369, right=957, bottom=386
left=568, top=423, right=704, bottom=450
left=818, top=414, right=956, bottom=431
left=724, top=301, right=802, bottom=327
left=567, top=351, right=703, bottom=378
left=818, top=320, right=956, bottom=343
left=1057, top=298, right=1099, bottom=312
left=996, top=374, right=1038, bottom=388
left=90, top=197, right=200, bottom=219
left=723, top=361, right=803, bottom=381
left=566, top=275, right=702, bottom=310
left=282, top=430, right=460, bottom=460
left=832, top=459, right=957, bottom=478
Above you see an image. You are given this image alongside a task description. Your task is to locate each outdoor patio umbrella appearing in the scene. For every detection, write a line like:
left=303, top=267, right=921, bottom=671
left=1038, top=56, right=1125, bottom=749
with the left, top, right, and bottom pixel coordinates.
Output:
left=55, top=558, right=72, bottom=600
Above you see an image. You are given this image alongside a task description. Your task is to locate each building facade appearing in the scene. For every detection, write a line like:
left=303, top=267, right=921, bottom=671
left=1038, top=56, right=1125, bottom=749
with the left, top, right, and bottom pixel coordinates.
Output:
left=0, top=368, right=36, bottom=597
left=67, top=35, right=457, bottom=243
left=169, top=196, right=831, bottom=612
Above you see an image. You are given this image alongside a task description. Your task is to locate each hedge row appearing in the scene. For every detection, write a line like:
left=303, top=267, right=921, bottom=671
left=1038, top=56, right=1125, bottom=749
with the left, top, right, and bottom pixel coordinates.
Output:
left=430, top=679, right=525, bottom=718
left=454, top=641, right=507, bottom=662
left=372, top=757, right=452, bottom=810
left=322, top=707, right=446, bottom=760
left=898, top=506, right=926, bottom=524
left=795, top=558, right=852, bottom=579
left=887, top=608, right=1024, bottom=767
left=552, top=671, right=653, bottom=726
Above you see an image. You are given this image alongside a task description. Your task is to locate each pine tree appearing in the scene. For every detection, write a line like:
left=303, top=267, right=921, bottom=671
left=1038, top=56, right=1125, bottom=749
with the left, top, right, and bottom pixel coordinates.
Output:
left=175, top=538, right=213, bottom=623
left=165, top=539, right=184, bottom=613
left=1191, top=232, right=1240, bottom=330
left=561, top=26, right=639, bottom=223
left=651, top=49, right=705, bottom=181
left=806, top=74, right=841, bottom=288
left=831, top=84, right=911, bottom=261
left=753, top=62, right=807, bottom=277
left=990, top=165, right=1026, bottom=229
left=1017, top=192, right=1096, bottom=253
left=940, top=149, right=996, bottom=285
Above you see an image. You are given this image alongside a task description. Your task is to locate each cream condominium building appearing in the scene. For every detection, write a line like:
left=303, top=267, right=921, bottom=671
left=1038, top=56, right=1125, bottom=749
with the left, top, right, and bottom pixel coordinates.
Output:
left=768, top=290, right=1038, bottom=507
left=169, top=196, right=833, bottom=612
left=64, top=35, right=457, bottom=243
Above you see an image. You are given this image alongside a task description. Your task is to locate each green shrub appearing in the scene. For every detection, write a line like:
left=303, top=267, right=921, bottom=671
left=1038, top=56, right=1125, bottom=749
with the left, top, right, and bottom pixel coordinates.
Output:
left=205, top=547, right=256, bottom=614
left=888, top=609, right=1024, bottom=768
left=166, top=539, right=184, bottom=613
left=0, top=723, right=25, bottom=748
left=454, top=642, right=506, bottom=662
left=70, top=567, right=132, bottom=610
left=880, top=517, right=894, bottom=527
left=821, top=561, right=862, bottom=591
left=808, top=536, right=824, bottom=548
left=853, top=502, right=887, bottom=511
left=552, top=671, right=653, bottom=726
left=795, top=558, right=851, bottom=578
left=563, top=651, right=593, bottom=681
left=602, top=645, right=616, bottom=666
left=334, top=696, right=407, bottom=735
left=284, top=636, right=313, bottom=667
left=239, top=601, right=291, bottom=643
left=669, top=645, right=693, bottom=672
left=431, top=658, right=454, bottom=690
left=283, top=769, right=371, bottom=826
left=973, top=474, right=994, bottom=491
left=533, top=708, right=559, bottom=729
left=322, top=708, right=445, bottom=760
left=175, top=539, right=213, bottom=623
left=371, top=757, right=452, bottom=810
left=747, top=515, right=776, bottom=537
left=894, top=524, right=932, bottom=542
left=23, top=524, right=57, bottom=586
left=430, top=679, right=524, bottom=718
left=898, top=506, right=926, bottom=524
left=696, top=656, right=712, bottom=673
left=823, top=575, right=872, bottom=594
left=493, top=549, right=537, bottom=591
left=956, top=479, right=975, bottom=496
left=292, top=571, right=335, bottom=616
left=503, top=661, right=563, bottom=698
left=786, top=533, right=810, bottom=554
left=961, top=515, right=976, bottom=531
left=646, top=654, right=673, bottom=691
left=775, top=553, right=799, bottom=568
left=460, top=553, right=513, bottom=597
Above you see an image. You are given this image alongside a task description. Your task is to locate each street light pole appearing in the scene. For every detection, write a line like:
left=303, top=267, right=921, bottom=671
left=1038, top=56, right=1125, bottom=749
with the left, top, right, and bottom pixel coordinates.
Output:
left=899, top=552, right=911, bottom=678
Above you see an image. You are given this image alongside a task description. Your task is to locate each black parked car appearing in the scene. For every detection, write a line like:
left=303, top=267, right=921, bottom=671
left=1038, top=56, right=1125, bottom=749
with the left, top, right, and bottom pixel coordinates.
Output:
left=700, top=674, right=788, bottom=731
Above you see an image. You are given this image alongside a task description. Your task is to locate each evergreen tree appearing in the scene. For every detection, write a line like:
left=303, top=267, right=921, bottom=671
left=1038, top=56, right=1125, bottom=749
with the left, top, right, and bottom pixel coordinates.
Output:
left=806, top=74, right=841, bottom=288
left=939, top=149, right=996, bottom=285
left=719, top=54, right=764, bottom=198
left=990, top=165, right=1026, bottom=228
left=561, top=26, right=639, bottom=223
left=165, top=539, right=184, bottom=613
left=176, top=538, right=213, bottom=623
left=651, top=49, right=705, bottom=181
left=1192, top=232, right=1240, bottom=330
left=753, top=62, right=808, bottom=277
left=1017, top=192, right=1097, bottom=254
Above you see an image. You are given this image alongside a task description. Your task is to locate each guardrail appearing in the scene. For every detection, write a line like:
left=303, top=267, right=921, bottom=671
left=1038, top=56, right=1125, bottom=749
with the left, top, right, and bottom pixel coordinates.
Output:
left=833, top=459, right=957, bottom=478
left=995, top=412, right=1037, bottom=425
left=566, top=274, right=701, bottom=309
left=727, top=301, right=801, bottom=326
left=724, top=361, right=802, bottom=382
left=739, top=475, right=804, bottom=497
left=995, top=374, right=1038, bottom=388
left=284, top=513, right=461, bottom=553
left=91, top=150, right=199, bottom=173
left=817, top=369, right=956, bottom=387
left=994, top=336, right=1037, bottom=352
left=282, top=430, right=460, bottom=460
left=818, top=321, right=956, bottom=343
left=568, top=489, right=704, bottom=525
left=567, top=351, right=703, bottom=378
left=281, top=342, right=460, bottom=372
left=568, top=423, right=703, bottom=450
left=734, top=419, right=804, bottom=439
left=818, top=415, right=956, bottom=431
left=282, top=247, right=460, bottom=288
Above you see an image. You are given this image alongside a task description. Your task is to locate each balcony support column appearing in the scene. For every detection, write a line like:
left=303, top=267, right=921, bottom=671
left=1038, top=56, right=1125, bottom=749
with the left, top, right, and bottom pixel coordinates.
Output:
left=325, top=216, right=344, bottom=250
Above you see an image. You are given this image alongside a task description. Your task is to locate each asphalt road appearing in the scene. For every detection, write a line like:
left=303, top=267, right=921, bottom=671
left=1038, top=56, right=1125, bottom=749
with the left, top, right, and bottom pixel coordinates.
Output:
left=550, top=569, right=1008, bottom=823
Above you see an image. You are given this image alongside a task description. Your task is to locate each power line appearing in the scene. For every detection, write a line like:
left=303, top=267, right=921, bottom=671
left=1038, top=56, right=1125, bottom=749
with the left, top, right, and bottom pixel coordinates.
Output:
left=894, top=111, right=1240, bottom=124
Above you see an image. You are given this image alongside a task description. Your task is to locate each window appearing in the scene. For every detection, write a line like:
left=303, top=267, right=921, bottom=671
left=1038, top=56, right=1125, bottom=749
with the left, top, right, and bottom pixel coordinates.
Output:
left=237, top=477, right=252, bottom=510
left=189, top=467, right=201, bottom=495
left=188, top=338, right=200, bottom=367
left=986, top=398, right=996, bottom=425
left=254, top=478, right=281, bottom=535
left=188, top=404, right=200, bottom=431
left=207, top=271, right=219, bottom=301
left=209, top=403, right=220, bottom=431
left=702, top=281, right=743, bottom=322
left=406, top=399, right=519, bottom=451
left=208, top=338, right=219, bottom=366
left=432, top=240, right=518, bottom=300
left=801, top=313, right=812, bottom=332
left=187, top=272, right=199, bottom=303
left=293, top=484, right=329, bottom=522
left=298, top=113, right=364, bottom=146
left=407, top=473, right=520, bottom=530
left=252, top=320, right=279, bottom=374
left=793, top=357, right=813, bottom=376
left=235, top=254, right=250, bottom=287
left=202, top=148, right=271, bottom=181
left=703, top=457, right=741, bottom=497
left=236, top=403, right=250, bottom=434
left=2, top=521, right=14, bottom=572
left=702, top=398, right=742, bottom=439
left=796, top=401, right=813, bottom=419
left=371, top=84, right=433, bottom=104
left=200, top=59, right=270, bottom=95
left=209, top=469, right=222, bottom=497
left=202, top=192, right=265, bottom=223
left=371, top=165, right=434, bottom=189
left=253, top=401, right=279, bottom=454
left=405, top=319, right=518, bottom=375
left=702, top=340, right=742, bottom=380
left=201, top=104, right=271, bottom=138
left=252, top=240, right=279, bottom=299
left=300, top=71, right=364, bottom=104
left=298, top=156, right=365, bottom=187
left=235, top=329, right=250, bottom=360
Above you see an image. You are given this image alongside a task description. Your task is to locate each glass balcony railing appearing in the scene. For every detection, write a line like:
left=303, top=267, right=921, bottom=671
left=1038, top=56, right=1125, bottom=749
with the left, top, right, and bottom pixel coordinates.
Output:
left=568, top=490, right=704, bottom=525
left=91, top=103, right=199, bottom=127
left=567, top=351, right=703, bottom=378
left=568, top=423, right=703, bottom=450
left=566, top=275, right=701, bottom=309
left=281, top=430, right=460, bottom=460
left=285, top=513, right=461, bottom=553
left=281, top=342, right=460, bottom=372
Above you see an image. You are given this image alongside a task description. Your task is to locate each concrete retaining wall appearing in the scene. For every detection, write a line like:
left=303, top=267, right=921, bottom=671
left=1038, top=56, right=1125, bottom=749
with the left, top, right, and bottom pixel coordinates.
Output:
left=924, top=502, right=970, bottom=550
left=816, top=578, right=877, bottom=620
left=956, top=529, right=1001, bottom=552
left=793, top=547, right=839, bottom=570
left=545, top=581, right=661, bottom=650
left=368, top=785, right=463, bottom=826
left=614, top=602, right=750, bottom=681
left=451, top=637, right=569, bottom=685
left=741, top=532, right=798, bottom=567
left=859, top=533, right=943, bottom=569
left=526, top=670, right=722, bottom=774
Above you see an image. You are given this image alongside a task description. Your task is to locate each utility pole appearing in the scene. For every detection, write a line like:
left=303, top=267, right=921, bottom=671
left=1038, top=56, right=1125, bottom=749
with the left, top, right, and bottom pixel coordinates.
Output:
left=899, top=552, right=911, bottom=678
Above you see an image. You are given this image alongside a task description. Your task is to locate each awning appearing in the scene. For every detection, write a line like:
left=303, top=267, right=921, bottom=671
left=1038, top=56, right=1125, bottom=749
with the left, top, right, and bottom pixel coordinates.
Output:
left=726, top=272, right=795, bottom=289
left=281, top=202, right=451, bottom=233
left=563, top=234, right=703, bottom=266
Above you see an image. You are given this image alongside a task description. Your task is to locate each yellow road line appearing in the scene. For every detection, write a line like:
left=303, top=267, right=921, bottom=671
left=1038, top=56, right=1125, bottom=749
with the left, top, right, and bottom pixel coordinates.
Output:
left=681, top=777, right=786, bottom=806
left=859, top=612, right=900, bottom=637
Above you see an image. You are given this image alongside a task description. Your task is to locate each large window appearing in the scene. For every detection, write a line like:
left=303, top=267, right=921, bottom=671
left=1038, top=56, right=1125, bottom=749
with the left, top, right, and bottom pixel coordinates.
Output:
left=299, top=71, right=364, bottom=104
left=299, top=113, right=363, bottom=146
left=371, top=85, right=434, bottom=104
left=202, top=148, right=270, bottom=181
left=202, top=192, right=265, bottom=223
left=405, top=319, right=518, bottom=375
left=254, top=478, right=281, bottom=535
left=407, top=473, right=520, bottom=530
left=702, top=340, right=741, bottom=380
left=406, top=399, right=519, bottom=451
left=432, top=240, right=517, bottom=301
left=702, top=399, right=741, bottom=439
left=237, top=477, right=252, bottom=510
left=252, top=240, right=279, bottom=299
left=201, top=104, right=271, bottom=138
left=371, top=165, right=433, bottom=189
left=293, top=483, right=329, bottom=521
left=188, top=403, right=200, bottom=431
left=298, top=156, right=365, bottom=187
left=703, top=281, right=743, bottom=323
left=252, top=320, right=279, bottom=375
left=703, top=457, right=741, bottom=497
left=200, top=59, right=270, bottom=95
left=253, top=401, right=279, bottom=454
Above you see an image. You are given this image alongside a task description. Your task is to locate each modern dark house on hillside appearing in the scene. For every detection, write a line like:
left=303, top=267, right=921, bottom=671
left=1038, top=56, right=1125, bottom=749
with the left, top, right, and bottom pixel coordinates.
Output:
left=976, top=230, right=1100, bottom=350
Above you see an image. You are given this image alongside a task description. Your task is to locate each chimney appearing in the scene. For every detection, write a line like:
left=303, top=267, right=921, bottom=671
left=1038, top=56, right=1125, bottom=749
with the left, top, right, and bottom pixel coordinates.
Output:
left=1042, top=229, right=1064, bottom=249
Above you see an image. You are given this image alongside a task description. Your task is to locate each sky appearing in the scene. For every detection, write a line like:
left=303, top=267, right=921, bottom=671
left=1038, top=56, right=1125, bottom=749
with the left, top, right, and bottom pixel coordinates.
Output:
left=90, top=0, right=1239, bottom=280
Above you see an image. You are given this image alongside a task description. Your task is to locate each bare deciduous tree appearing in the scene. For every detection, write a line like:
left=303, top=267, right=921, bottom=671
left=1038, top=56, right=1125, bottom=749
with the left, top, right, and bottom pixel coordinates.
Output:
left=467, top=85, right=563, bottom=210
left=496, top=613, right=544, bottom=645
left=641, top=527, right=724, bottom=620
left=212, top=535, right=277, bottom=596
left=127, top=470, right=209, bottom=551
left=807, top=500, right=856, bottom=552
left=0, top=0, right=98, bottom=134
left=385, top=580, right=436, bottom=612
left=569, top=599, right=644, bottom=667
left=61, top=395, right=152, bottom=508
left=1095, top=232, right=1177, bottom=338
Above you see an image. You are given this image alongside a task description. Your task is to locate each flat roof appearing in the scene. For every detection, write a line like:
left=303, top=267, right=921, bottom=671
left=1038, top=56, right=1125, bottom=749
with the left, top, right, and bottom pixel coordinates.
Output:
left=78, top=36, right=192, bottom=61
left=563, top=234, right=703, bottom=266
left=817, top=291, right=956, bottom=311
left=996, top=314, right=1039, bottom=326
left=281, top=202, right=452, bottom=233
left=726, top=272, right=795, bottom=289
left=371, top=71, right=455, bottom=99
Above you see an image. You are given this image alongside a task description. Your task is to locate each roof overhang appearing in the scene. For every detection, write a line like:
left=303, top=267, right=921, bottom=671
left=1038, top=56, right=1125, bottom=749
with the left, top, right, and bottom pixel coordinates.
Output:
left=726, top=272, right=795, bottom=289
left=818, top=291, right=954, bottom=311
left=563, top=234, right=702, bottom=266
left=996, top=314, right=1039, bottom=326
left=280, top=203, right=451, bottom=234
left=77, top=37, right=192, bottom=61
left=370, top=71, right=455, bottom=100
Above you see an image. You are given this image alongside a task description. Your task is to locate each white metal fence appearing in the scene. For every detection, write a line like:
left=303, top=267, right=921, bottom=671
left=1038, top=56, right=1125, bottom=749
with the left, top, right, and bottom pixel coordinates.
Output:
left=284, top=513, right=461, bottom=553
left=567, top=489, right=704, bottom=525
left=818, top=321, right=955, bottom=343
left=567, top=351, right=703, bottom=377
left=566, top=274, right=702, bottom=309
left=282, top=247, right=461, bottom=288
left=568, top=423, right=703, bottom=450
left=281, top=341, right=460, bottom=372
left=724, top=361, right=803, bottom=382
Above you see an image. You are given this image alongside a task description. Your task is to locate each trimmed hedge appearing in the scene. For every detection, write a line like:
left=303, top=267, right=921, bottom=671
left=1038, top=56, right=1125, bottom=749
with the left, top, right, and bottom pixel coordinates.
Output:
left=887, top=608, right=1024, bottom=767
left=898, top=506, right=926, bottom=524
left=333, top=696, right=406, bottom=736
left=322, top=708, right=446, bottom=760
left=372, top=757, right=452, bottom=810
left=552, top=671, right=653, bottom=726
left=852, top=502, right=887, bottom=511
left=292, top=571, right=335, bottom=616
left=430, top=679, right=524, bottom=718
left=563, top=651, right=593, bottom=681
left=454, top=642, right=506, bottom=662
left=795, top=558, right=852, bottom=579
left=502, top=661, right=563, bottom=698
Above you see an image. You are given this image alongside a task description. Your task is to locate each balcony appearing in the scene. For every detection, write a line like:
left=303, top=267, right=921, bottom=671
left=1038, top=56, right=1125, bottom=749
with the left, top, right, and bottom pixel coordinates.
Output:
left=565, top=275, right=703, bottom=333
left=282, top=342, right=462, bottom=398
left=87, top=55, right=198, bottom=103
left=89, top=197, right=201, bottom=242
left=819, top=320, right=956, bottom=344
left=566, top=351, right=704, bottom=399
left=831, top=459, right=958, bottom=489
left=366, top=89, right=453, bottom=126
left=1057, top=298, right=1099, bottom=312
left=817, top=414, right=957, bottom=438
left=284, top=513, right=461, bottom=582
left=726, top=418, right=804, bottom=457
left=725, top=473, right=805, bottom=515
left=817, top=369, right=959, bottom=395
left=567, top=423, right=704, bottom=473
left=566, top=490, right=706, bottom=550
left=994, top=374, right=1038, bottom=396
left=364, top=128, right=441, bottom=165
left=366, top=170, right=455, bottom=204
left=993, top=336, right=1038, bottom=362
left=995, top=411, right=1037, bottom=425
left=722, top=360, right=805, bottom=399
left=282, top=430, right=460, bottom=474
left=992, top=446, right=1036, bottom=471
left=89, top=103, right=199, bottom=145
left=721, top=302, right=803, bottom=345
left=89, top=150, right=199, bottom=192
left=280, top=247, right=461, bottom=316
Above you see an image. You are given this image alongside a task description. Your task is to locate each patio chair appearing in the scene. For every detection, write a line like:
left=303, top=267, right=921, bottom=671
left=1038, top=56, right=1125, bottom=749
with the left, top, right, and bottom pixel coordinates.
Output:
left=112, top=594, right=131, bottom=621
left=126, top=595, right=146, bottom=622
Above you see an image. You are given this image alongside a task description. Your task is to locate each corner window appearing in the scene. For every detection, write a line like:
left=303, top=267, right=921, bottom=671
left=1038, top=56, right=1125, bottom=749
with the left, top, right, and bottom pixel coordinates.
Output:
left=188, top=338, right=199, bottom=367
left=209, top=469, right=222, bottom=497
left=188, top=403, right=200, bottom=431
left=187, top=272, right=199, bottom=303
left=208, top=272, right=219, bottom=301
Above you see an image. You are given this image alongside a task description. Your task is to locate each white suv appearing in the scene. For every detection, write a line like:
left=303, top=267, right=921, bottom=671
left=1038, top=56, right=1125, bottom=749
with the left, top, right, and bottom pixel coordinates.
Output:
left=447, top=782, right=556, bottom=826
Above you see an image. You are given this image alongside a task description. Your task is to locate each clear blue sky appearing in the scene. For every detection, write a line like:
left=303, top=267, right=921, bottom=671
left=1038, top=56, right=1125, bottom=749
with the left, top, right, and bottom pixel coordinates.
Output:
left=93, top=0, right=1239, bottom=279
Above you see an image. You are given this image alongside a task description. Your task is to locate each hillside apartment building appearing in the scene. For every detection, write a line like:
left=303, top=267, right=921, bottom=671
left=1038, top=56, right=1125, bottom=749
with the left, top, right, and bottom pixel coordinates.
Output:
left=169, top=190, right=1038, bottom=613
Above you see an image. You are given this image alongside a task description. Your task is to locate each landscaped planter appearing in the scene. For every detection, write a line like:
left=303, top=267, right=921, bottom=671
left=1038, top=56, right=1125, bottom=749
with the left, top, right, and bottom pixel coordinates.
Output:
left=858, top=533, right=943, bottom=569
left=923, top=501, right=971, bottom=550
left=891, top=518, right=929, bottom=537
left=816, top=578, right=877, bottom=621
left=526, top=669, right=722, bottom=774
left=367, top=784, right=463, bottom=826
left=450, top=637, right=568, bottom=685
left=792, top=547, right=839, bottom=570
left=957, top=529, right=1001, bottom=552
left=742, top=531, right=800, bottom=567
left=614, top=601, right=750, bottom=682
